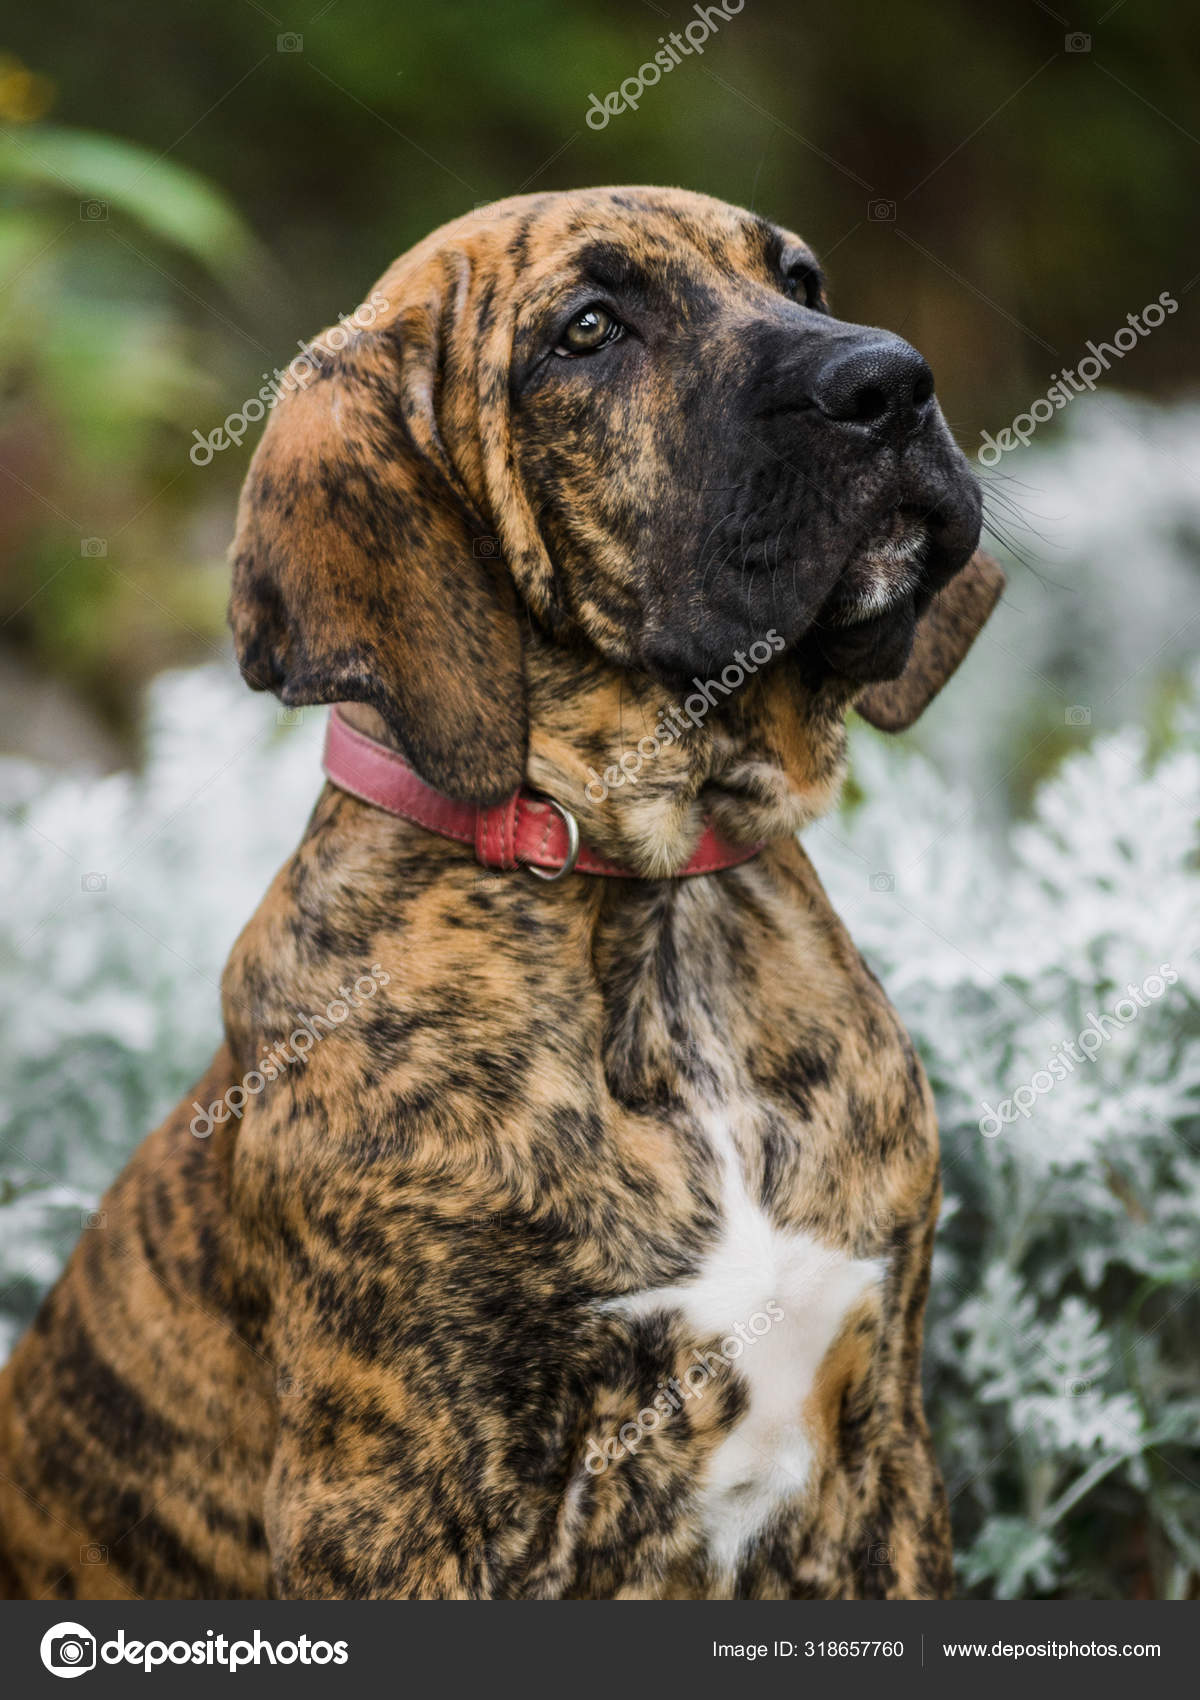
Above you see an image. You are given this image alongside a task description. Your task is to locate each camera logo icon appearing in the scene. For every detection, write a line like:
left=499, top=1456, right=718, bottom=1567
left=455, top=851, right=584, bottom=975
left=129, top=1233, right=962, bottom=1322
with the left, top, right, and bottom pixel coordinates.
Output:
left=81, top=872, right=107, bottom=893
left=867, top=199, right=897, bottom=222
left=79, top=200, right=108, bottom=221
left=40, top=1622, right=96, bottom=1677
left=869, top=871, right=895, bottom=893
left=1065, top=705, right=1091, bottom=726
left=472, top=536, right=502, bottom=558
left=1065, top=32, right=1091, bottom=52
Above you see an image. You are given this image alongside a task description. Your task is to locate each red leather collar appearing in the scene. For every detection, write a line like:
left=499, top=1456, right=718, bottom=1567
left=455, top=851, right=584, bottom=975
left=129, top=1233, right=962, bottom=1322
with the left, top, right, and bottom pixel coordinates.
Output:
left=321, top=707, right=763, bottom=880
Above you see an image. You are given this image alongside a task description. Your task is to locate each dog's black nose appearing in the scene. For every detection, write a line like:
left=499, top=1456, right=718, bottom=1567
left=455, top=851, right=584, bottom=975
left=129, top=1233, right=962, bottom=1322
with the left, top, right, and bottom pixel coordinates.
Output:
left=812, top=336, right=935, bottom=431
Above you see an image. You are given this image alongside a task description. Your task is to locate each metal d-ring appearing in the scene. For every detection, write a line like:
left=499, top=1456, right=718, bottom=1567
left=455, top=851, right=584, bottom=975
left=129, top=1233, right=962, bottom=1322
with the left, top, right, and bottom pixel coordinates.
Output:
left=525, top=796, right=581, bottom=881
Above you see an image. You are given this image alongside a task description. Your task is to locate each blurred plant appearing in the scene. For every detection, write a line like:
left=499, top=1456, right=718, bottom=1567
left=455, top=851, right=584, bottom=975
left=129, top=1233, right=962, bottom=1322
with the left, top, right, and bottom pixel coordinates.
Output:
left=0, top=61, right=265, bottom=732
left=892, top=397, right=1200, bottom=823
left=0, top=667, right=323, bottom=1344
left=815, top=680, right=1200, bottom=1598
left=0, top=53, right=53, bottom=123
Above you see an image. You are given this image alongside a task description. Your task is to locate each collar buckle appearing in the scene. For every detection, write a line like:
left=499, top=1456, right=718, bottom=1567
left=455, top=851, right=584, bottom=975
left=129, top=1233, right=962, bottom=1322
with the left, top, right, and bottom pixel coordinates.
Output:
left=524, top=796, right=581, bottom=881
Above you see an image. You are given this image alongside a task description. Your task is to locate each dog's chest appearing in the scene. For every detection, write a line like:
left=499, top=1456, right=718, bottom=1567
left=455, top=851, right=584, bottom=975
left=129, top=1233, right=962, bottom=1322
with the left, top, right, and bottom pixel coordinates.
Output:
left=596, top=871, right=904, bottom=1570
left=610, top=1091, right=883, bottom=1573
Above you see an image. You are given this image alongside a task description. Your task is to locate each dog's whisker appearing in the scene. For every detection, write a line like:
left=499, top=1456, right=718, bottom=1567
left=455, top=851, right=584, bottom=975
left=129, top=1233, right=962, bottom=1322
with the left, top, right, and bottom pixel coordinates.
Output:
left=980, top=517, right=1056, bottom=583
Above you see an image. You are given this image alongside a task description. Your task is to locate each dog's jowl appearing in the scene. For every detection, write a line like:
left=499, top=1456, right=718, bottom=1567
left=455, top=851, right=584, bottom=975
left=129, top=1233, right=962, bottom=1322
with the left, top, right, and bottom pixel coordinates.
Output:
left=0, top=187, right=1002, bottom=1600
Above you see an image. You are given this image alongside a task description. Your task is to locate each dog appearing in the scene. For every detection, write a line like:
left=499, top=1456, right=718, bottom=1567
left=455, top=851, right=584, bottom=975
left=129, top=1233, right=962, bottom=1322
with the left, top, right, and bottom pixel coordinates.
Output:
left=0, top=186, right=1001, bottom=1601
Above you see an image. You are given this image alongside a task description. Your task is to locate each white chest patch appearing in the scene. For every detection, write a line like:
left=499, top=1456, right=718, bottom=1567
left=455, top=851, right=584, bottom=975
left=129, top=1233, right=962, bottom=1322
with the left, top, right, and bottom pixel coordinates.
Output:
left=609, top=1111, right=883, bottom=1576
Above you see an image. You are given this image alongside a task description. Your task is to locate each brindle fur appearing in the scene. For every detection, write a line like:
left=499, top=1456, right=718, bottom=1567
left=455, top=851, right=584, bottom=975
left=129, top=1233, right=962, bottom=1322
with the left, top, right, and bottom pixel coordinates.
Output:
left=0, top=188, right=1000, bottom=1600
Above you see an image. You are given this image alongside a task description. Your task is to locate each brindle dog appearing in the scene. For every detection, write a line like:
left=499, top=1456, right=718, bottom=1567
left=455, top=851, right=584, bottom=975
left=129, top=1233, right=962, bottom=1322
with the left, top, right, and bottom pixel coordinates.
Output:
left=0, top=187, right=1001, bottom=1601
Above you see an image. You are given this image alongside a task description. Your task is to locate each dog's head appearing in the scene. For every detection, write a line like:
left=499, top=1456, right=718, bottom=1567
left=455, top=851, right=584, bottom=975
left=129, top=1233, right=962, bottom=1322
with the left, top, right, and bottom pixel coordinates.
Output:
left=231, top=186, right=998, bottom=820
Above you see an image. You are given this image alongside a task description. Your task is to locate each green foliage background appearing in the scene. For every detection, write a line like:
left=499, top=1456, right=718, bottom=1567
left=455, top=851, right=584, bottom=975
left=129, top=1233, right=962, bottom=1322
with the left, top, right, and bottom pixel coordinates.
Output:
left=2, top=0, right=1199, bottom=738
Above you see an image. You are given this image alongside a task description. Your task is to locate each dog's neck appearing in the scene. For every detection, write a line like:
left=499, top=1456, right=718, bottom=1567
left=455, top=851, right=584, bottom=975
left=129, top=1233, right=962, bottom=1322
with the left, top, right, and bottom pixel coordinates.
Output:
left=524, top=632, right=852, bottom=875
left=339, top=631, right=853, bottom=878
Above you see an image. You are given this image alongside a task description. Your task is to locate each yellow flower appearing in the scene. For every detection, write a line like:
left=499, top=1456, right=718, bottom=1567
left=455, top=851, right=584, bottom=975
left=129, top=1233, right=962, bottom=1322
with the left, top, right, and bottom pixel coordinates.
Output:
left=0, top=55, right=55, bottom=124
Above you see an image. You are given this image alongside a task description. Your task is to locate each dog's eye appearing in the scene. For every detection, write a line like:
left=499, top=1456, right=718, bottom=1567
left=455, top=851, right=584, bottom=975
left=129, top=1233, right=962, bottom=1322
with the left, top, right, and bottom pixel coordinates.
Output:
left=556, top=305, right=623, bottom=356
left=782, top=264, right=825, bottom=312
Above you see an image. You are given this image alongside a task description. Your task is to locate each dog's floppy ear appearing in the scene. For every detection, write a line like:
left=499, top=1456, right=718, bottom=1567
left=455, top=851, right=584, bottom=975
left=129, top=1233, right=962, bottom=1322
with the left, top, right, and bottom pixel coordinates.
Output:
left=855, top=551, right=1005, bottom=732
left=229, top=275, right=527, bottom=803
